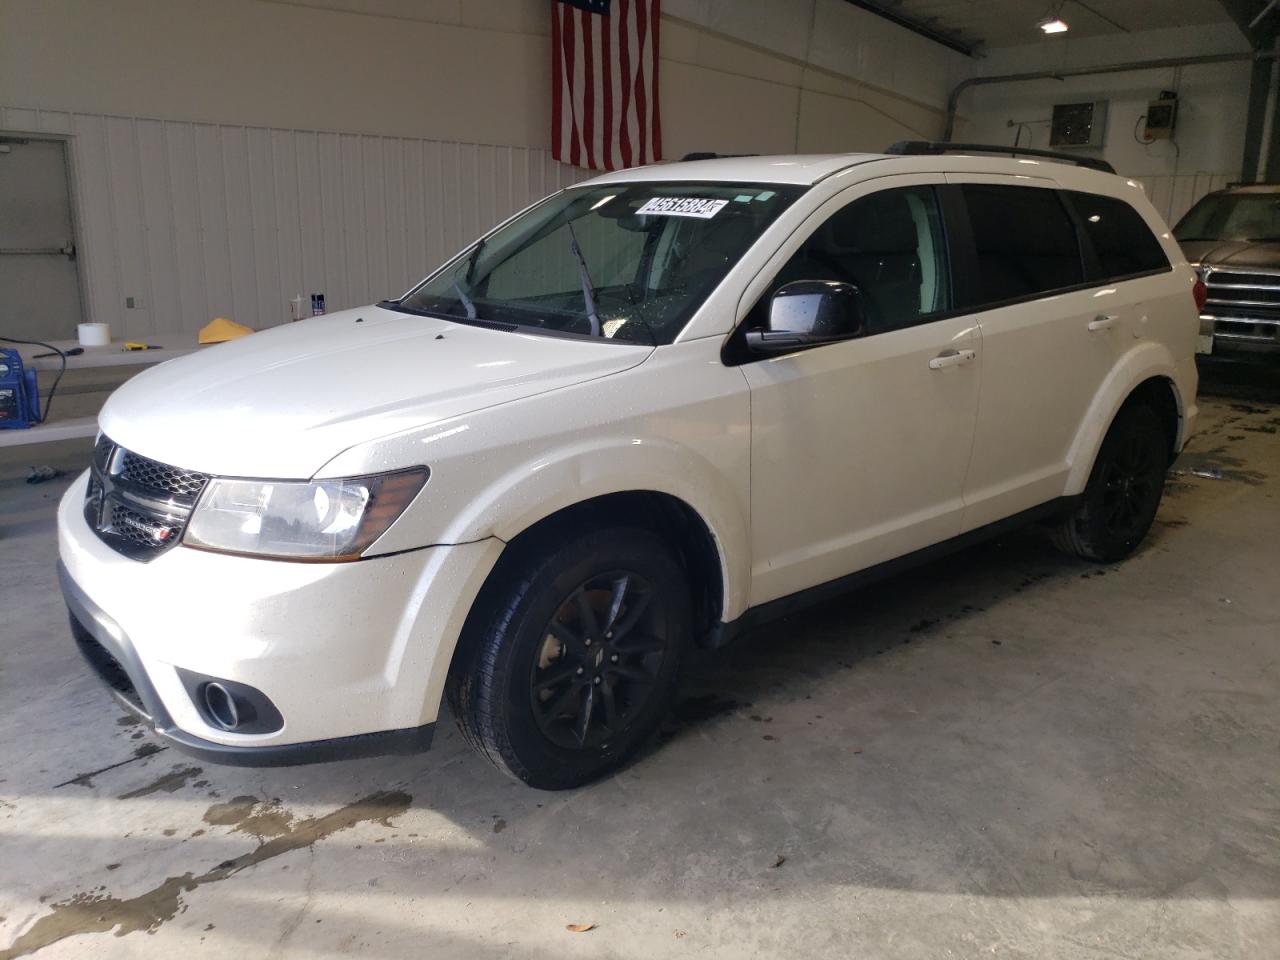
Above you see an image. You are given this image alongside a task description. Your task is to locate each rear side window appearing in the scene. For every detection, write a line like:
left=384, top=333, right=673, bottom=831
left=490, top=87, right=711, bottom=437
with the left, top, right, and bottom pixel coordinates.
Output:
left=961, top=184, right=1083, bottom=305
left=1066, top=192, right=1170, bottom=279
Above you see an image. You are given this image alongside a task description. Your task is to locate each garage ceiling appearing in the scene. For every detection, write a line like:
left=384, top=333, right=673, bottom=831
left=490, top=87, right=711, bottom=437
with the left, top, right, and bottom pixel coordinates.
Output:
left=854, top=0, right=1245, bottom=52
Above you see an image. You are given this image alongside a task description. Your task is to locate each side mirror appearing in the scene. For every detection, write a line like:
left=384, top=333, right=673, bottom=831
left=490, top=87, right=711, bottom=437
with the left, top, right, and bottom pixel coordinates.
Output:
left=745, top=280, right=867, bottom=355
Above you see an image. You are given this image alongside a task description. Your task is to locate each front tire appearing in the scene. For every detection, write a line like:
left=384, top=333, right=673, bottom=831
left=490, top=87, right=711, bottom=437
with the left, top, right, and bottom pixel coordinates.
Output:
left=1051, top=403, right=1168, bottom=563
left=447, top=524, right=691, bottom=790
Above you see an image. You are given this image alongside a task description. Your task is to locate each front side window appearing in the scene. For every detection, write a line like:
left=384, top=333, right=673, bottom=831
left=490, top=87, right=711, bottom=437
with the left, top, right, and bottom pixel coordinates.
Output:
left=1174, top=192, right=1280, bottom=243
left=961, top=184, right=1084, bottom=306
left=758, top=185, right=951, bottom=334
left=1066, top=191, right=1169, bottom=279
left=396, top=182, right=801, bottom=345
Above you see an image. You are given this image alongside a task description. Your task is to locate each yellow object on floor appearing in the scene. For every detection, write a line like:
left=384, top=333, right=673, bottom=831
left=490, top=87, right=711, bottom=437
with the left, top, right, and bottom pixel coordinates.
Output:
left=198, top=317, right=254, bottom=344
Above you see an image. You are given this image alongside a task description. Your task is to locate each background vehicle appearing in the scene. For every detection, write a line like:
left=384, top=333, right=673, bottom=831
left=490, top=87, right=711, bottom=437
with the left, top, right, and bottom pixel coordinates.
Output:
left=59, top=146, right=1200, bottom=789
left=1175, top=183, right=1280, bottom=361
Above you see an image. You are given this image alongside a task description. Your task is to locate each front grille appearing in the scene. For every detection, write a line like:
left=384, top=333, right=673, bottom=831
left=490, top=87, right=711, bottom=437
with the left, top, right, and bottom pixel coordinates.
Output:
left=85, top=436, right=209, bottom=560
left=1203, top=267, right=1280, bottom=346
left=105, top=501, right=185, bottom=549
left=117, top=451, right=208, bottom=498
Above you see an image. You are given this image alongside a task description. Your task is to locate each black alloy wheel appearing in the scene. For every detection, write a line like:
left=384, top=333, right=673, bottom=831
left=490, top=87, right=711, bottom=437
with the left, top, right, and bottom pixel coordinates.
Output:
left=1098, top=428, right=1163, bottom=544
left=1051, top=403, right=1168, bottom=563
left=447, top=523, right=690, bottom=789
left=531, top=573, right=667, bottom=750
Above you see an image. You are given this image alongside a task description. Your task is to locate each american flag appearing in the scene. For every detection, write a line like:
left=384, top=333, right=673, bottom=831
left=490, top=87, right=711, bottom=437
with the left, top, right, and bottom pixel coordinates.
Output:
left=552, top=0, right=662, bottom=171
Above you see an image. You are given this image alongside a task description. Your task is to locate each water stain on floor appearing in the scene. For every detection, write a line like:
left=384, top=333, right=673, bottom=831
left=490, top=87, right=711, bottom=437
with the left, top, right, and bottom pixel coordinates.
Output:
left=116, top=765, right=203, bottom=800
left=53, top=743, right=166, bottom=790
left=202, top=795, right=296, bottom=838
left=0, top=790, right=412, bottom=960
left=1173, top=449, right=1268, bottom=486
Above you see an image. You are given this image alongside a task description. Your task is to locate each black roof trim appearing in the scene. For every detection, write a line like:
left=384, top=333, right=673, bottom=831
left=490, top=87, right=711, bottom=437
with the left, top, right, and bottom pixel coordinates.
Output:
left=680, top=152, right=759, bottom=161
left=885, top=141, right=1116, bottom=175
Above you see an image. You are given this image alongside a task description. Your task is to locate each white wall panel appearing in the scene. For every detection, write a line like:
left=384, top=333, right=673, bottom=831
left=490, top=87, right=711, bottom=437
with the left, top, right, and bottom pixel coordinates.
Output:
left=1139, top=172, right=1233, bottom=228
left=2, top=105, right=585, bottom=339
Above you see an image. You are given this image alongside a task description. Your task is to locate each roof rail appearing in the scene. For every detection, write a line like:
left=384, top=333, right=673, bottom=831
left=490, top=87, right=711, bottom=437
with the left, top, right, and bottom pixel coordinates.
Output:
left=884, top=141, right=1116, bottom=175
left=680, top=152, right=758, bottom=161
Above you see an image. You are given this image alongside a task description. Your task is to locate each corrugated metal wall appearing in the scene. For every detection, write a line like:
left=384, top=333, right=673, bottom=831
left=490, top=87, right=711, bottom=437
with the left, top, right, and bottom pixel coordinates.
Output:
left=2, top=101, right=1233, bottom=343
left=1, top=105, right=588, bottom=339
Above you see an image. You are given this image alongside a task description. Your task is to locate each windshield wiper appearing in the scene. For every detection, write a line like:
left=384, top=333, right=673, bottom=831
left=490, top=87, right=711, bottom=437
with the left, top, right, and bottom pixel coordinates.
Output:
left=452, top=279, right=478, bottom=320
left=449, top=238, right=486, bottom=319
left=565, top=220, right=602, bottom=337
left=464, top=238, right=485, bottom=284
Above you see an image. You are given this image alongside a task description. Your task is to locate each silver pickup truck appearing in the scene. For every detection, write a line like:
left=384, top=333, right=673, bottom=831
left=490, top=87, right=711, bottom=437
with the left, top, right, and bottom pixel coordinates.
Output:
left=1177, top=184, right=1280, bottom=361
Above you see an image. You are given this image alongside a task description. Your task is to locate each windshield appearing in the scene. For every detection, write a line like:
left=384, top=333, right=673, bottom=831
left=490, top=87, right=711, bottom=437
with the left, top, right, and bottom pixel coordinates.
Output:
left=394, top=182, right=802, bottom=345
left=1175, top=193, right=1280, bottom=243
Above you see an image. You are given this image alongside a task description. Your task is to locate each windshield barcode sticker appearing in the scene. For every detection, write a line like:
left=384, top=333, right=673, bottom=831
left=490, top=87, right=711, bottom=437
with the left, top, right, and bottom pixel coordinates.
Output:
left=636, top=197, right=730, bottom=219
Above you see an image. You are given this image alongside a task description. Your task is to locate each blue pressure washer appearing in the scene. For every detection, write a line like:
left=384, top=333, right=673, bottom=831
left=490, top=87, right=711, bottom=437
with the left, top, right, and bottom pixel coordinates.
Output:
left=0, top=337, right=69, bottom=429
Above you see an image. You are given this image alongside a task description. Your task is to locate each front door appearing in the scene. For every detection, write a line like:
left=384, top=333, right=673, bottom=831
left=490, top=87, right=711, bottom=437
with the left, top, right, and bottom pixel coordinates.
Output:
left=740, top=177, right=981, bottom=606
left=0, top=136, right=83, bottom=341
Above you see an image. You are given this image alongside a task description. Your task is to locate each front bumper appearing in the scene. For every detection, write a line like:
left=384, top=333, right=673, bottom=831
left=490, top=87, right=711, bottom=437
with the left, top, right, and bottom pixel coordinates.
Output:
left=57, top=470, right=504, bottom=765
left=61, top=561, right=435, bottom=765
left=1200, top=315, right=1280, bottom=360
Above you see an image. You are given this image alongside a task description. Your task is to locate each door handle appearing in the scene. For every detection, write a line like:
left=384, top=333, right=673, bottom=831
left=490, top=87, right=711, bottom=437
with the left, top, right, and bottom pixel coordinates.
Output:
left=928, top=348, right=977, bottom=370
left=1088, top=314, right=1119, bottom=331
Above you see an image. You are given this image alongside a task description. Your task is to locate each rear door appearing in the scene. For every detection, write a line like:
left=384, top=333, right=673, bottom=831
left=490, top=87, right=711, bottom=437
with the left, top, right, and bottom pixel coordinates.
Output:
left=944, top=175, right=1123, bottom=530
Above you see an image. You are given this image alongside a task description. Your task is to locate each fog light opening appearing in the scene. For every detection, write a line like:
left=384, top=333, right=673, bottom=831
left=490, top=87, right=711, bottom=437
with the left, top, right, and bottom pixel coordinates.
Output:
left=202, top=682, right=241, bottom=730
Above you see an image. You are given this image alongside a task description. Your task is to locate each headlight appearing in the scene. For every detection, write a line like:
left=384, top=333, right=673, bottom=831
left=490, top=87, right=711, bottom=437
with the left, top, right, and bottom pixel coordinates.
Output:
left=184, top=468, right=428, bottom=561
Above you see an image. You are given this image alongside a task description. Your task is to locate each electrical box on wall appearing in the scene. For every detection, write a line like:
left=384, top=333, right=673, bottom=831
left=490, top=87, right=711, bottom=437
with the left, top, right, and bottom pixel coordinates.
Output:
left=1050, top=101, right=1109, bottom=148
left=1144, top=91, right=1178, bottom=140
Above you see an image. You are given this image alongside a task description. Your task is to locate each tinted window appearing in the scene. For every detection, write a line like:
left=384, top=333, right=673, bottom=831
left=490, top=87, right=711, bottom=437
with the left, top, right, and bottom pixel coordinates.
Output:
left=764, top=185, right=950, bottom=334
left=961, top=184, right=1083, bottom=305
left=1067, top=192, right=1169, bottom=278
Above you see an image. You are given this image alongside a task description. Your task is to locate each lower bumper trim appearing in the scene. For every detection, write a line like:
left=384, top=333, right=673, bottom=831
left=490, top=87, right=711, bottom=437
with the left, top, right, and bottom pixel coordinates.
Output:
left=58, top=559, right=435, bottom=768
left=160, top=721, right=435, bottom=767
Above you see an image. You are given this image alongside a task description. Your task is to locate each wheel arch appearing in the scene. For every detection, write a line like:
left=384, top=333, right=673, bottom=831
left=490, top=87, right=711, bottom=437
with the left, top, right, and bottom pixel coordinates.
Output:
left=1065, top=344, right=1189, bottom=494
left=1125, top=375, right=1182, bottom=464
left=488, top=491, right=729, bottom=643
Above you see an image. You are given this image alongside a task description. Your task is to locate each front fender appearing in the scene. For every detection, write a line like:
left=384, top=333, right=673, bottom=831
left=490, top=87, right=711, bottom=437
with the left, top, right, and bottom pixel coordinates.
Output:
left=463, top=437, right=751, bottom=621
left=319, top=338, right=754, bottom=620
left=1064, top=340, right=1195, bottom=494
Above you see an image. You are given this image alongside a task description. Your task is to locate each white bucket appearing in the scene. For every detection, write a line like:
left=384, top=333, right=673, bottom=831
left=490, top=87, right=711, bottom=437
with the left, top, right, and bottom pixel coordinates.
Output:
left=77, top=322, right=110, bottom=346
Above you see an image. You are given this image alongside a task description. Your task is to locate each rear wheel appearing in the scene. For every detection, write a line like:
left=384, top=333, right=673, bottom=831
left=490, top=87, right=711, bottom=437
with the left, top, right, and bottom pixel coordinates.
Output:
left=1051, top=403, right=1168, bottom=562
left=447, top=524, right=690, bottom=789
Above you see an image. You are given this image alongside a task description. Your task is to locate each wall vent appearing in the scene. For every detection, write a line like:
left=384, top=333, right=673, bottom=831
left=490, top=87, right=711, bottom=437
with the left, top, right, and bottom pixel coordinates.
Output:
left=1050, top=101, right=1109, bottom=149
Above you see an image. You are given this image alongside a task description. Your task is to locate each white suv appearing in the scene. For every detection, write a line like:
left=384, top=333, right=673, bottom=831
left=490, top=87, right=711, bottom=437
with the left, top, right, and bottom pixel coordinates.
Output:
left=58, top=144, right=1201, bottom=788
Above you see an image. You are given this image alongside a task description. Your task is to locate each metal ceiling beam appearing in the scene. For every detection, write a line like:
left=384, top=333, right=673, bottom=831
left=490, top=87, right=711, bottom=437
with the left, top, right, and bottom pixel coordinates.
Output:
left=944, top=49, right=1280, bottom=141
left=1217, top=0, right=1280, bottom=46
left=840, top=1, right=979, bottom=58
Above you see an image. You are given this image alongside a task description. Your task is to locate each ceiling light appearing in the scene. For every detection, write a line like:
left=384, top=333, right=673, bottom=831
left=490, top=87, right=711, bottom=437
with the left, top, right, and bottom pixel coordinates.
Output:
left=1038, top=16, right=1069, bottom=34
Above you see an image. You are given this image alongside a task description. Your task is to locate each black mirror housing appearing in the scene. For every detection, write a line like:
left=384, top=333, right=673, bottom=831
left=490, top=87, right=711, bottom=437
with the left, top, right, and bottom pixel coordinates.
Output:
left=746, top=280, right=867, bottom=355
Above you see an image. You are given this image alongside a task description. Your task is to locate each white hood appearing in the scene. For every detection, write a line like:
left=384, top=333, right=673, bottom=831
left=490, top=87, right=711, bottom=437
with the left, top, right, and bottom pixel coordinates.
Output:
left=99, top=306, right=651, bottom=477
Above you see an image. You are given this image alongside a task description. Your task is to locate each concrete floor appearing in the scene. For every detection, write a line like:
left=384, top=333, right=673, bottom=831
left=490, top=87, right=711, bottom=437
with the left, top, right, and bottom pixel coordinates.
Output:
left=1, top=383, right=1278, bottom=959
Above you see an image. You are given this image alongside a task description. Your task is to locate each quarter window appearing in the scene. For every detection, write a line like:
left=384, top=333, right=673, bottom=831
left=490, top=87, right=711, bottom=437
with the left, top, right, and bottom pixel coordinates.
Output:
left=961, top=184, right=1084, bottom=305
left=1066, top=191, right=1170, bottom=279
